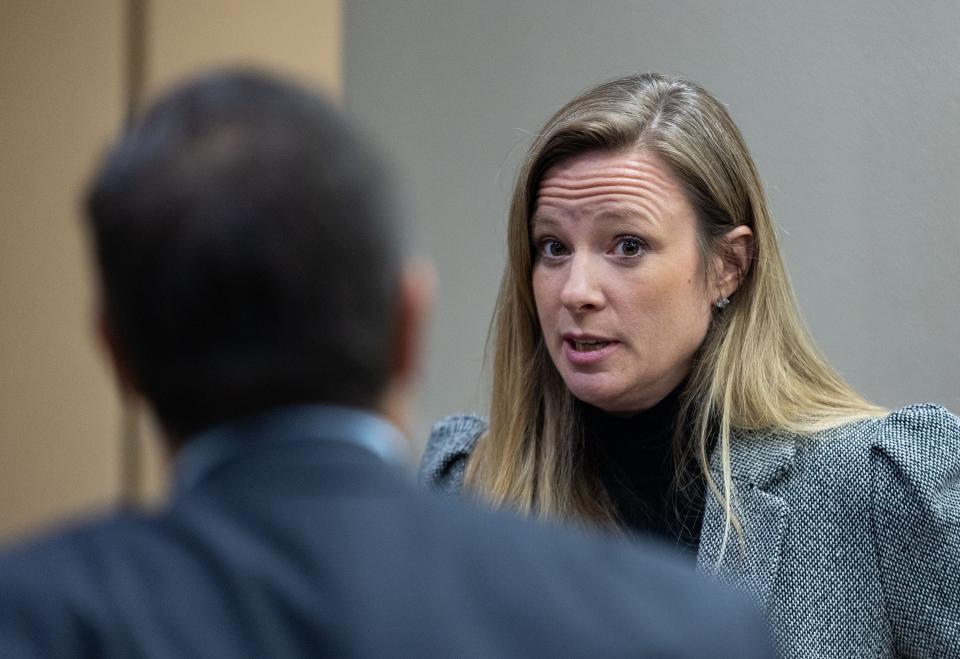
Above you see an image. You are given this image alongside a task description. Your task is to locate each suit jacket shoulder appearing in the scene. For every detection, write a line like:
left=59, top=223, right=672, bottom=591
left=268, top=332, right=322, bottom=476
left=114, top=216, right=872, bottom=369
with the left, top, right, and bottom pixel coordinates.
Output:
left=869, top=403, right=960, bottom=655
left=872, top=403, right=960, bottom=494
left=418, top=414, right=486, bottom=493
left=0, top=512, right=167, bottom=658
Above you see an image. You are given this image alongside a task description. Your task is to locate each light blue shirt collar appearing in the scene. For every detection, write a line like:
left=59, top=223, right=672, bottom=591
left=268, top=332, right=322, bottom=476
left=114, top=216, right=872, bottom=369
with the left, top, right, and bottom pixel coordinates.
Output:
left=173, top=404, right=409, bottom=496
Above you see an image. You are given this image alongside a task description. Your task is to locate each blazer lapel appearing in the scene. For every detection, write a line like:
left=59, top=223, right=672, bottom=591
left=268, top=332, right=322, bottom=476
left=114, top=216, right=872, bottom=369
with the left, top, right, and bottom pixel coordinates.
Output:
left=696, top=429, right=795, bottom=609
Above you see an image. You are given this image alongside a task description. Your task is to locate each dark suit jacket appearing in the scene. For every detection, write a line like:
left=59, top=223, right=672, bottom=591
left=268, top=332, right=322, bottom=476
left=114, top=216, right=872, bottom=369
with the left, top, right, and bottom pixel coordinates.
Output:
left=0, top=406, right=772, bottom=658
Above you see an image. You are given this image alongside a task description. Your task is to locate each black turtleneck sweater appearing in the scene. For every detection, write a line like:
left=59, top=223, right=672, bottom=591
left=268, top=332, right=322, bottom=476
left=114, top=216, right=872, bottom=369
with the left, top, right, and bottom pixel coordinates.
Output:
left=582, top=386, right=706, bottom=557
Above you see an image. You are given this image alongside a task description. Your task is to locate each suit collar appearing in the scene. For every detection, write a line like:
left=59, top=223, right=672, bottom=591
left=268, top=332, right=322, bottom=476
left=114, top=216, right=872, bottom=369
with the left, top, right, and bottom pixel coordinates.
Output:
left=172, top=404, right=409, bottom=497
left=696, top=428, right=796, bottom=608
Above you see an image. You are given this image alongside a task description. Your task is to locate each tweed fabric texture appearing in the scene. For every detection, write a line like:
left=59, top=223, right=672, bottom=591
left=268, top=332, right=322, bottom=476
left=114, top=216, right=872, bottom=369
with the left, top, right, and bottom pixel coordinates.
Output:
left=419, top=404, right=960, bottom=658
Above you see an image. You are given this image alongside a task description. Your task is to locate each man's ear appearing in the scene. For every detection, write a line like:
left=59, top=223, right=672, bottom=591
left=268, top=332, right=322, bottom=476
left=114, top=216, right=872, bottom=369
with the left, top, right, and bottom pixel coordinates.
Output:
left=378, top=258, right=435, bottom=435
left=97, top=306, right=140, bottom=398
left=389, top=258, right=436, bottom=386
left=714, top=225, right=754, bottom=301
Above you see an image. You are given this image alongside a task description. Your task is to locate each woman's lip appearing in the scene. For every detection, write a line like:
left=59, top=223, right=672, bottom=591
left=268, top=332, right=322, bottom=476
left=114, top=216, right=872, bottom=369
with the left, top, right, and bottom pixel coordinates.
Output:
left=562, top=333, right=613, bottom=342
left=561, top=338, right=619, bottom=366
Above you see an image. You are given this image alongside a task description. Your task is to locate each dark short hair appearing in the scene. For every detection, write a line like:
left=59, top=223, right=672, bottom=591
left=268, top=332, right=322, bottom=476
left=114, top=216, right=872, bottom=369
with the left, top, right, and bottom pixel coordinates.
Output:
left=86, top=70, right=402, bottom=438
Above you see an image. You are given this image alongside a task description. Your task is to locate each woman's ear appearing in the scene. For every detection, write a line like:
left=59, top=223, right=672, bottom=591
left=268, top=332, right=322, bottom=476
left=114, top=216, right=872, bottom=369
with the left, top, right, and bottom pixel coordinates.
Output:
left=715, top=225, right=754, bottom=300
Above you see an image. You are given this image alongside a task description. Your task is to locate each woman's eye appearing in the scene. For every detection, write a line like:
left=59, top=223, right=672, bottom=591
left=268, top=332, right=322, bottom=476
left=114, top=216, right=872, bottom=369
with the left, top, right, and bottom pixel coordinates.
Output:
left=538, top=240, right=569, bottom=258
left=613, top=237, right=645, bottom=257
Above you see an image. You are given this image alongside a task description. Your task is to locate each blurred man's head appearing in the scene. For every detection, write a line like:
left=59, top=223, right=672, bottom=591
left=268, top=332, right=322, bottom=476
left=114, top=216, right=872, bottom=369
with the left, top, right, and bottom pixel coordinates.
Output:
left=86, top=70, right=429, bottom=444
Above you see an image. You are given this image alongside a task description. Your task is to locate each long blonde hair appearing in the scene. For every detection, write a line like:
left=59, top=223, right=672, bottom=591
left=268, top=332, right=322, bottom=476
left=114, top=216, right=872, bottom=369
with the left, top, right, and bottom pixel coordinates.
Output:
left=465, top=73, right=884, bottom=546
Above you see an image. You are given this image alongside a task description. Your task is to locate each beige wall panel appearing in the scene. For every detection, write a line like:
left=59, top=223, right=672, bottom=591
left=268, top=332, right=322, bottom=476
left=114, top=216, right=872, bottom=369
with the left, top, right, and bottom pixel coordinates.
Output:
left=0, top=0, right=343, bottom=544
left=0, top=0, right=126, bottom=542
left=146, top=0, right=341, bottom=101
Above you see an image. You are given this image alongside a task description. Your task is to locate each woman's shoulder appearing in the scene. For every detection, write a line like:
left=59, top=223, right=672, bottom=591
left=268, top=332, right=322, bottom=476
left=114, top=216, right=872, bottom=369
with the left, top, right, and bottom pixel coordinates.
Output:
left=417, top=414, right=488, bottom=494
left=870, top=403, right=960, bottom=492
left=771, top=403, right=960, bottom=492
left=865, top=404, right=960, bottom=644
left=739, top=404, right=960, bottom=490
left=826, top=403, right=959, bottom=463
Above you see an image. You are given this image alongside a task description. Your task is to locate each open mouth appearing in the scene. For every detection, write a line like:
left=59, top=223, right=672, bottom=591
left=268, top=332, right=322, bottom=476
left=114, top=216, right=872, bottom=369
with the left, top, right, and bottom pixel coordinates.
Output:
left=571, top=340, right=611, bottom=352
left=562, top=337, right=617, bottom=364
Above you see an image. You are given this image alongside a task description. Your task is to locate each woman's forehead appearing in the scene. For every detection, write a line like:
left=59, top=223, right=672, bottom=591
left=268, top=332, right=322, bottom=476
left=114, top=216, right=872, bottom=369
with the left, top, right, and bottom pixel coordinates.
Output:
left=533, top=149, right=686, bottom=226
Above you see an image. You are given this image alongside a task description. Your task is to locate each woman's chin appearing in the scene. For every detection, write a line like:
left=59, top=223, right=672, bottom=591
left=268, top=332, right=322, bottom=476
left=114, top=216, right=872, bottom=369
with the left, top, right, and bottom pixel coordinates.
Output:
left=559, top=369, right=650, bottom=413
left=564, top=377, right=657, bottom=415
left=565, top=383, right=623, bottom=413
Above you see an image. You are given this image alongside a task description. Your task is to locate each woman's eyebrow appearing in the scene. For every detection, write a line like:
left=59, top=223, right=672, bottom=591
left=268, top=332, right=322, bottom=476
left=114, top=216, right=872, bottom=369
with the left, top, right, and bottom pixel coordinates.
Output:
left=531, top=211, right=659, bottom=235
left=530, top=215, right=562, bottom=232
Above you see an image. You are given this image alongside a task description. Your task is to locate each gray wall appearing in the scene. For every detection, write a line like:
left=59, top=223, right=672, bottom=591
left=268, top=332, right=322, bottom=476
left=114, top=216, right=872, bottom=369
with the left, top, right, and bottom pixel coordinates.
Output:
left=345, top=1, right=960, bottom=450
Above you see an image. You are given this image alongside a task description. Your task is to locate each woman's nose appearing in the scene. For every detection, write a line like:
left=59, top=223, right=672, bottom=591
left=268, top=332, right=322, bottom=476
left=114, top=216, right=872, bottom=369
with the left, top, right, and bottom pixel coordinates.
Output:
left=560, top=256, right=605, bottom=312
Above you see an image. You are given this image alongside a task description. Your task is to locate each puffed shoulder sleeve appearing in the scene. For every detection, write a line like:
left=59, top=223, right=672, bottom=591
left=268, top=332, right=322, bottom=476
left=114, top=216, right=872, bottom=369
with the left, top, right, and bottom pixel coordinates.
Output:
left=871, top=404, right=960, bottom=656
left=417, top=415, right=487, bottom=495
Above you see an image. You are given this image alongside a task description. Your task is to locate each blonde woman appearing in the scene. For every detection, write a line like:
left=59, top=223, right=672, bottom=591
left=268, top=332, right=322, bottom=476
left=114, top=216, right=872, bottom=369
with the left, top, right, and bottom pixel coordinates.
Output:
left=420, top=73, right=960, bottom=657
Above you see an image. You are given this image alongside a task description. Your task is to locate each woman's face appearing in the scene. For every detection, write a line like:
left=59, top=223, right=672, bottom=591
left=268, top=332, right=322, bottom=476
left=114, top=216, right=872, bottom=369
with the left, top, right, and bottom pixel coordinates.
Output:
left=531, top=148, right=714, bottom=414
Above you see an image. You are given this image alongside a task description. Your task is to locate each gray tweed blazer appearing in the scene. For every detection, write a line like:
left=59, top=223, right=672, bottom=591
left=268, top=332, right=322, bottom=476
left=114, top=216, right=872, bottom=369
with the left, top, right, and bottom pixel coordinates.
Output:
left=419, top=404, right=960, bottom=658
